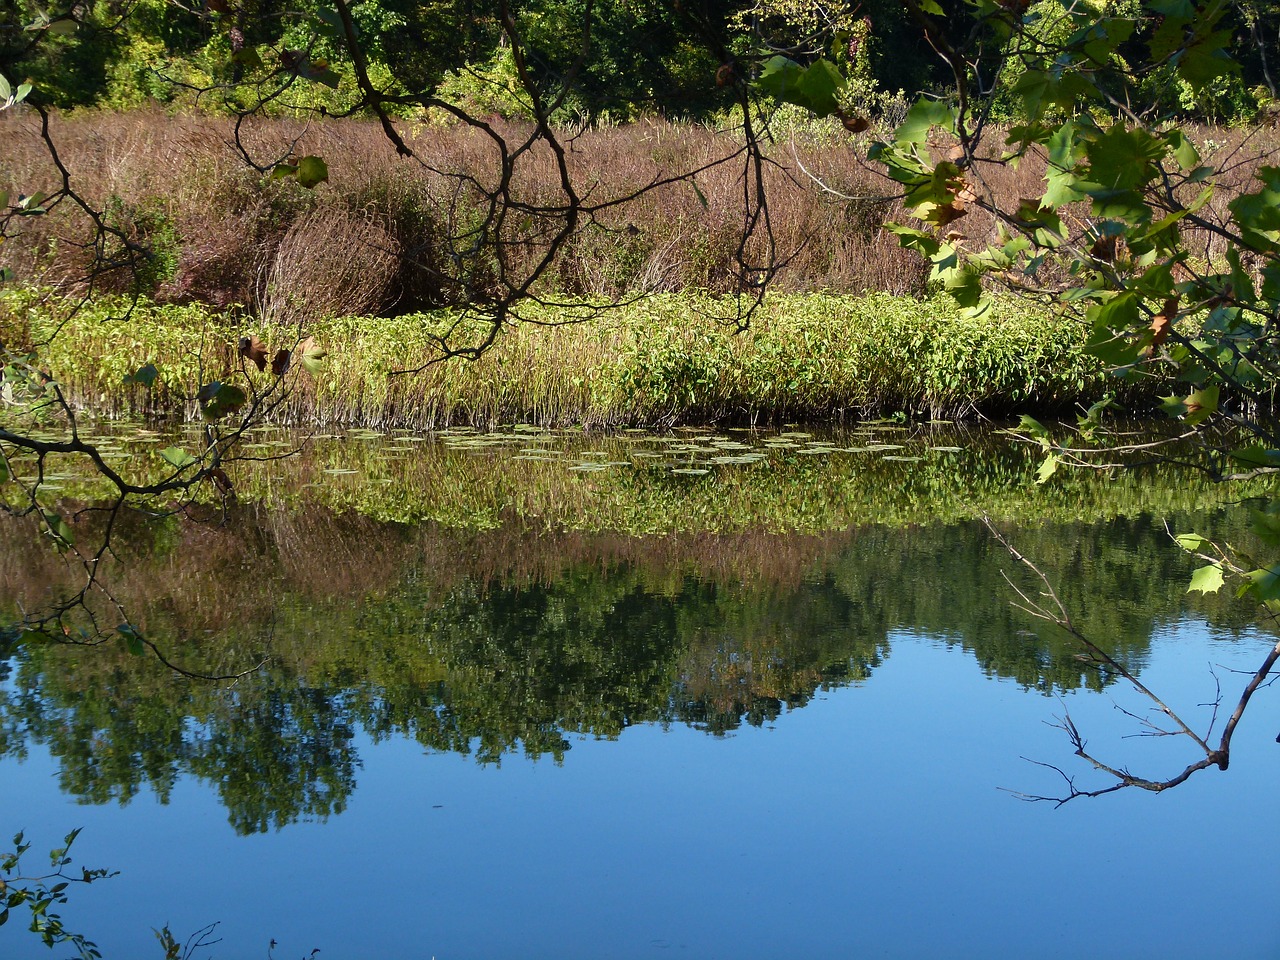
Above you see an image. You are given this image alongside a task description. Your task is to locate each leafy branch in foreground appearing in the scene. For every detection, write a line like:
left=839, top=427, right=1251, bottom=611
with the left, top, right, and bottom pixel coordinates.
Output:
left=985, top=519, right=1280, bottom=804
left=757, top=0, right=1280, bottom=791
left=1, top=828, right=115, bottom=959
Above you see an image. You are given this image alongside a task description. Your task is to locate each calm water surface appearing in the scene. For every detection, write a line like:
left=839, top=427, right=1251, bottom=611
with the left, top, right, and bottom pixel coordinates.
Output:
left=1, top=426, right=1277, bottom=958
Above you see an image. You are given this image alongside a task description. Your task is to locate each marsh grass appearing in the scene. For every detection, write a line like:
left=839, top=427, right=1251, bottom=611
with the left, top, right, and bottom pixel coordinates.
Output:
left=7, top=290, right=1157, bottom=428
left=0, top=110, right=937, bottom=310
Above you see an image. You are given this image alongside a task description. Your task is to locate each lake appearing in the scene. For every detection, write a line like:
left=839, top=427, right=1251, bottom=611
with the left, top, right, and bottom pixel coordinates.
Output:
left=1, top=424, right=1277, bottom=958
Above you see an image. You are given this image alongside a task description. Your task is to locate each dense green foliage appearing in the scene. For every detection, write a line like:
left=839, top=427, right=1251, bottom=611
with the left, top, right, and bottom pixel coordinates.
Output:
left=8, top=0, right=1280, bottom=124
left=3, top=290, right=1154, bottom=427
left=4, top=0, right=734, bottom=119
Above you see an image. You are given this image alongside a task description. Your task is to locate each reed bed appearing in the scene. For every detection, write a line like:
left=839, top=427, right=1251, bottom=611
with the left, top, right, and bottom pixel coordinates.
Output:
left=7, top=290, right=1156, bottom=428
left=4, top=110, right=1274, bottom=317
left=0, top=108, right=992, bottom=310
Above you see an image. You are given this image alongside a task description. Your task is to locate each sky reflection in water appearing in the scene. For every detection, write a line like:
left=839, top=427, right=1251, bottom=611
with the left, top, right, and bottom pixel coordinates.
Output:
left=2, top=626, right=1277, bottom=956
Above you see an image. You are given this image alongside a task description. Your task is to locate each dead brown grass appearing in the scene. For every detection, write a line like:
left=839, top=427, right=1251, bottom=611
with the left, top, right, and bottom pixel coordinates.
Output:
left=5, top=108, right=1279, bottom=316
left=0, top=109, right=933, bottom=310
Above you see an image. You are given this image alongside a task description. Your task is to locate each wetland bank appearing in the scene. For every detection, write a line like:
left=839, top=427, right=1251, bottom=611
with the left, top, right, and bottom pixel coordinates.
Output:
left=7, top=1, right=1280, bottom=955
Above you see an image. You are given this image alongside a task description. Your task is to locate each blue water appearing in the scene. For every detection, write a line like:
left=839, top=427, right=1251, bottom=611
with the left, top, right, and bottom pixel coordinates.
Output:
left=3, top=622, right=1276, bottom=959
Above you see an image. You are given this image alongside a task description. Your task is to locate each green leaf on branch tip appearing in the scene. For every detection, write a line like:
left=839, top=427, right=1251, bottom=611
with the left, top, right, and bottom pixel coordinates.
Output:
left=271, top=156, right=328, bottom=189
left=1174, top=533, right=1212, bottom=553
left=231, top=46, right=263, bottom=69
left=942, top=263, right=982, bottom=307
left=116, top=624, right=144, bottom=656
left=1161, top=384, right=1218, bottom=424
left=40, top=510, right=73, bottom=549
left=1228, top=166, right=1280, bottom=251
left=1084, top=126, right=1166, bottom=191
left=896, top=98, right=954, bottom=147
left=1250, top=509, right=1280, bottom=546
left=197, top=381, right=247, bottom=420
left=1188, top=563, right=1224, bottom=594
left=1240, top=565, right=1280, bottom=602
left=1229, top=445, right=1280, bottom=468
left=159, top=446, right=197, bottom=470
left=1035, top=453, right=1059, bottom=484
left=1017, top=414, right=1050, bottom=441
left=18, top=628, right=48, bottom=647
left=1164, top=129, right=1201, bottom=172
left=1087, top=291, right=1138, bottom=333
left=296, top=156, right=328, bottom=189
left=1076, top=396, right=1114, bottom=438
left=122, top=363, right=158, bottom=388
left=756, top=56, right=846, bottom=117
left=886, top=225, right=940, bottom=258
left=300, top=338, right=327, bottom=375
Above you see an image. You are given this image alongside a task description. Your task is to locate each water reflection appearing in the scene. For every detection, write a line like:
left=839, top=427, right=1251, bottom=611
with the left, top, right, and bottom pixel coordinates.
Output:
left=0, top=505, right=1265, bottom=834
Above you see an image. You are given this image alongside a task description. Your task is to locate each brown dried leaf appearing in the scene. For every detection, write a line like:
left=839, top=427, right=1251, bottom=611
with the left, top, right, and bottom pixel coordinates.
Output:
left=933, top=202, right=968, bottom=228
left=271, top=348, right=291, bottom=377
left=843, top=116, right=870, bottom=133
left=209, top=467, right=235, bottom=497
left=1090, top=234, right=1118, bottom=263
left=1149, top=296, right=1179, bottom=350
left=238, top=334, right=268, bottom=372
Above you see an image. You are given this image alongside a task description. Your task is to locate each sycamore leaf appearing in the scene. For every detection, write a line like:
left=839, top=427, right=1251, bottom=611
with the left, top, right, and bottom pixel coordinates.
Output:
left=756, top=56, right=846, bottom=117
left=299, top=337, right=327, bottom=375
left=896, top=98, right=954, bottom=146
left=116, top=623, right=145, bottom=656
left=271, top=348, right=291, bottom=377
left=238, top=335, right=269, bottom=371
left=1017, top=414, right=1051, bottom=442
left=1227, top=445, right=1280, bottom=468
left=1250, top=509, right=1280, bottom=546
left=159, top=446, right=197, bottom=470
left=1174, top=533, right=1212, bottom=553
left=1183, top=383, right=1220, bottom=426
left=122, top=363, right=159, bottom=388
left=1188, top=563, right=1224, bottom=594
left=198, top=381, right=247, bottom=420
left=40, top=510, right=73, bottom=550
left=296, top=155, right=329, bottom=189
left=1240, top=565, right=1280, bottom=602
left=1036, top=452, right=1059, bottom=484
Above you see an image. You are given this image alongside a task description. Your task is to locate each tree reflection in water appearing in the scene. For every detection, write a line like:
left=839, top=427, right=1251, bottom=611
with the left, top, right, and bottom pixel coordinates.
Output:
left=0, top=506, right=1266, bottom=833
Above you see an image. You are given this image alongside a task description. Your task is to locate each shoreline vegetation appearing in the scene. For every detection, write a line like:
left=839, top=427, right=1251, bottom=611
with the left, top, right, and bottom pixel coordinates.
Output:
left=4, top=289, right=1156, bottom=429
left=2, top=110, right=1250, bottom=429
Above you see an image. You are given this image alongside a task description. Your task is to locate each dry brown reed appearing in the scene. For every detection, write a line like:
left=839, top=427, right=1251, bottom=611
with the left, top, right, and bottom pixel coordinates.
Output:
left=258, top=207, right=401, bottom=323
left=6, top=108, right=1277, bottom=324
left=0, top=109, right=936, bottom=310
